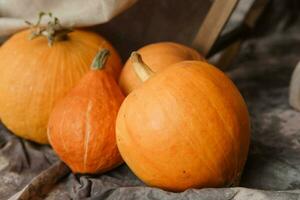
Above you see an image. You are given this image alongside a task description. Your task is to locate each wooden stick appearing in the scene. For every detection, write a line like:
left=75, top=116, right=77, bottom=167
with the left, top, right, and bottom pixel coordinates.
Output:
left=213, top=0, right=269, bottom=69
left=9, top=161, right=70, bottom=200
left=290, top=61, right=300, bottom=111
left=192, top=0, right=239, bottom=57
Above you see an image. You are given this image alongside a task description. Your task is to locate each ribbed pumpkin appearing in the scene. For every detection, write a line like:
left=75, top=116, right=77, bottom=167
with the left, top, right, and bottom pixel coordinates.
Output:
left=0, top=13, right=121, bottom=144
left=116, top=53, right=250, bottom=191
left=48, top=49, right=124, bottom=173
left=119, top=42, right=204, bottom=95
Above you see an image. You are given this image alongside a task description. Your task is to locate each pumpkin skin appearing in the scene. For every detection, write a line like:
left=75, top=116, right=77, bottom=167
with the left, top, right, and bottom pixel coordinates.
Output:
left=116, top=60, right=250, bottom=191
left=0, top=29, right=121, bottom=144
left=119, top=42, right=204, bottom=94
left=48, top=50, right=124, bottom=173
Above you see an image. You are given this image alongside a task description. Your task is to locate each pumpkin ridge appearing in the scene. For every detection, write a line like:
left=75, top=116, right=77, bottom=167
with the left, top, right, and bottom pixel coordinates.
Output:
left=93, top=78, right=116, bottom=170
left=88, top=74, right=122, bottom=170
left=83, top=100, right=93, bottom=172
left=121, top=111, right=174, bottom=185
left=204, top=66, right=250, bottom=174
left=96, top=84, right=110, bottom=168
left=120, top=95, right=173, bottom=179
left=47, top=125, right=53, bottom=145
left=186, top=67, right=241, bottom=182
left=59, top=109, right=69, bottom=154
left=159, top=85, right=226, bottom=185
left=183, top=70, right=236, bottom=179
left=21, top=54, right=36, bottom=139
left=26, top=48, right=58, bottom=142
left=191, top=64, right=249, bottom=179
left=31, top=50, right=53, bottom=143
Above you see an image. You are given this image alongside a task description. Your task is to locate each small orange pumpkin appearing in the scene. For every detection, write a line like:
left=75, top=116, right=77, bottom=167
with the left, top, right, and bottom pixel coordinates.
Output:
left=119, top=42, right=204, bottom=94
left=0, top=13, right=121, bottom=144
left=116, top=53, right=250, bottom=191
left=48, top=49, right=124, bottom=173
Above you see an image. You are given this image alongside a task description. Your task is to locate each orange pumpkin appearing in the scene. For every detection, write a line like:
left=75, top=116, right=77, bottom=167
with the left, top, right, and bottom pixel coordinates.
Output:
left=48, top=49, right=124, bottom=173
left=116, top=53, right=250, bottom=191
left=0, top=13, right=121, bottom=144
left=119, top=42, right=204, bottom=95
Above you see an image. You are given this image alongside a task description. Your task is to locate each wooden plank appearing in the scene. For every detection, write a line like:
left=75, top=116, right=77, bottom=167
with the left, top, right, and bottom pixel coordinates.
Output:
left=9, top=161, right=70, bottom=200
left=192, top=0, right=239, bottom=57
left=290, top=61, right=300, bottom=111
left=243, top=0, right=269, bottom=28
left=215, top=0, right=269, bottom=69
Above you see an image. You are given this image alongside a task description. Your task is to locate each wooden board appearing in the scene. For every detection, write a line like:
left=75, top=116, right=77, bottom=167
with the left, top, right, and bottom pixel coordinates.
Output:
left=192, top=0, right=239, bottom=56
left=214, top=0, right=269, bottom=69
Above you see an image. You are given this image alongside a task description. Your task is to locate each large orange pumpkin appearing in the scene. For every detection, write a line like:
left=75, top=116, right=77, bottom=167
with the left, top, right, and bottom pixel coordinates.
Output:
left=0, top=14, right=121, bottom=144
left=116, top=53, right=250, bottom=191
left=48, top=49, right=124, bottom=173
left=119, top=42, right=204, bottom=95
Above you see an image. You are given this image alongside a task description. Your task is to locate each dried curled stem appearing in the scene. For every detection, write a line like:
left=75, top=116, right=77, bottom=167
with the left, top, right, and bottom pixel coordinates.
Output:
left=130, top=52, right=154, bottom=82
left=25, top=12, right=73, bottom=46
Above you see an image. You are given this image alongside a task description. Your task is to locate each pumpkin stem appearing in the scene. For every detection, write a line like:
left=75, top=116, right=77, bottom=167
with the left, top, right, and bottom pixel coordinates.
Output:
left=25, top=12, right=73, bottom=47
left=130, top=52, right=154, bottom=82
left=91, top=49, right=110, bottom=70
